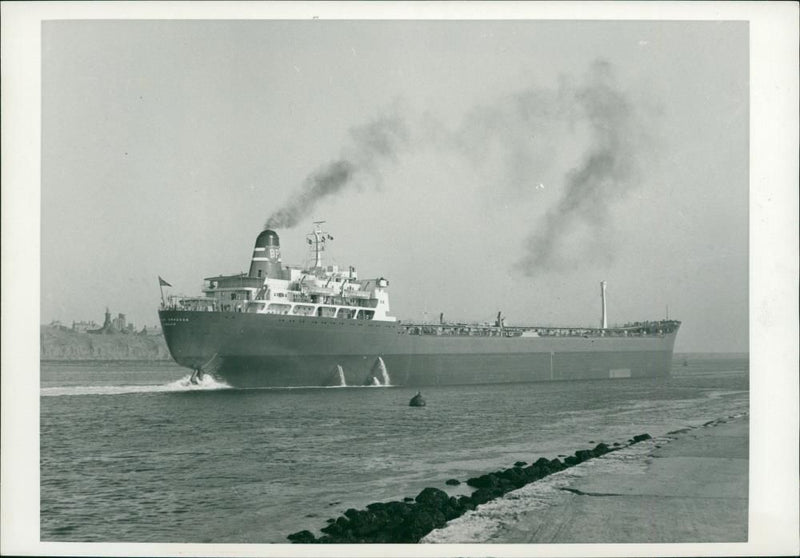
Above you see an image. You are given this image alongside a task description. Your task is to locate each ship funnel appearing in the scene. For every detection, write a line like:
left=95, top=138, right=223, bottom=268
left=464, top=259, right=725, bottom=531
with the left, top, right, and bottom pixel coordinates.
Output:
left=249, top=229, right=282, bottom=279
left=600, top=281, right=608, bottom=329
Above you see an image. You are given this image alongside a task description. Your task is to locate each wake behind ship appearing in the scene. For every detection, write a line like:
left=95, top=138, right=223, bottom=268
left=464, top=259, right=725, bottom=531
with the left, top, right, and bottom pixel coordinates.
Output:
left=158, top=224, right=680, bottom=388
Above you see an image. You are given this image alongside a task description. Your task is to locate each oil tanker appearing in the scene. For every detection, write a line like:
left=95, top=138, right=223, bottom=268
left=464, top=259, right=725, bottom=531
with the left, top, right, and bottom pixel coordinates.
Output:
left=158, top=224, right=680, bottom=387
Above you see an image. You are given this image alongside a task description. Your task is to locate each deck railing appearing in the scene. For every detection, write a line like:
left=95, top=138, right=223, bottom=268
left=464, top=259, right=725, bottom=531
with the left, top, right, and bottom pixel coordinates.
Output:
left=399, top=320, right=681, bottom=338
left=159, top=298, right=680, bottom=338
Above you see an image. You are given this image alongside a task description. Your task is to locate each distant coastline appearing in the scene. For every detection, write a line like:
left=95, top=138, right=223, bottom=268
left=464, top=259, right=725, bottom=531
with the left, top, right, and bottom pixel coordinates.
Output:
left=40, top=324, right=170, bottom=361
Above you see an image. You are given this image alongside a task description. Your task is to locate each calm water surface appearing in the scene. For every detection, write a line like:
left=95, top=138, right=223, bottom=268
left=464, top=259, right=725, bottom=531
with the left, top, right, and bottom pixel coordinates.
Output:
left=40, top=355, right=748, bottom=542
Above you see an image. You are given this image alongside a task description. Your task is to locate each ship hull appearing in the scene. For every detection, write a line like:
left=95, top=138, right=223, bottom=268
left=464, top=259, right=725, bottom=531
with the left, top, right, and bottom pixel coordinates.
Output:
left=159, top=310, right=678, bottom=388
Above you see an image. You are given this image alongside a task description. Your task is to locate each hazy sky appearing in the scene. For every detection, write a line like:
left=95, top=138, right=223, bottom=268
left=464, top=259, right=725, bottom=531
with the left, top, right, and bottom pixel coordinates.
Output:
left=41, top=19, right=749, bottom=352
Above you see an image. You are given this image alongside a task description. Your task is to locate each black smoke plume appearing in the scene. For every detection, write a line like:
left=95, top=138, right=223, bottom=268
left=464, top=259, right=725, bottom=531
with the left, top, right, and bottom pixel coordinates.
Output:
left=264, top=60, right=651, bottom=275
left=514, top=60, right=645, bottom=275
left=264, top=115, right=409, bottom=229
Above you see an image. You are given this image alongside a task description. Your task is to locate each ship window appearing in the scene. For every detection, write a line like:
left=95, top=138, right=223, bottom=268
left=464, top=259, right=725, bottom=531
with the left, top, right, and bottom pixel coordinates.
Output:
left=231, top=293, right=237, bottom=300
left=338, top=308, right=356, bottom=319
left=293, top=305, right=314, bottom=316
left=317, top=306, right=337, bottom=318
left=267, top=303, right=291, bottom=314
left=257, top=270, right=262, bottom=278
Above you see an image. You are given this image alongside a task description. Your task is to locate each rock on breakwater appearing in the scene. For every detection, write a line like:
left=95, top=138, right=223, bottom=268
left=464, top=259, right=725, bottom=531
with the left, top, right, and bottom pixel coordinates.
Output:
left=287, top=433, right=652, bottom=544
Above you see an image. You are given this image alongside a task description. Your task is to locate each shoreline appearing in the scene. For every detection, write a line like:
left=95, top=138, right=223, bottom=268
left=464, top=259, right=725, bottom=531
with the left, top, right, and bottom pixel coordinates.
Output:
left=286, top=412, right=748, bottom=544
left=288, top=431, right=666, bottom=544
left=424, top=412, right=749, bottom=544
left=40, top=325, right=171, bottom=361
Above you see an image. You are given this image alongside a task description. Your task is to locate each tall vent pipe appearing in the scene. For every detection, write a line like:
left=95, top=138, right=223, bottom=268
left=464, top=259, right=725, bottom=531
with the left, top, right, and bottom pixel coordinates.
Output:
left=600, top=281, right=608, bottom=329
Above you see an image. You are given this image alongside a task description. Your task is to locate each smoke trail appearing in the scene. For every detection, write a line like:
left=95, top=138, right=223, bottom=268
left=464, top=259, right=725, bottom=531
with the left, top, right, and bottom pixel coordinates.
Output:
left=264, top=160, right=355, bottom=230
left=264, top=115, right=409, bottom=229
left=456, top=78, right=579, bottom=194
left=508, top=60, right=646, bottom=275
left=264, top=60, right=651, bottom=274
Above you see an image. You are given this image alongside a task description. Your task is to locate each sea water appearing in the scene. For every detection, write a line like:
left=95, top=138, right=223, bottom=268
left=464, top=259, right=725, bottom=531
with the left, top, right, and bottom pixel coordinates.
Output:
left=40, top=355, right=748, bottom=543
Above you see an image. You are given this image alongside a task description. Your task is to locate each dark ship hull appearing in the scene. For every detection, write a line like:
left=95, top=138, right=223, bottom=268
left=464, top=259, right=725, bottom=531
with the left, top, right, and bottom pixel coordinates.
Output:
left=159, top=309, right=680, bottom=388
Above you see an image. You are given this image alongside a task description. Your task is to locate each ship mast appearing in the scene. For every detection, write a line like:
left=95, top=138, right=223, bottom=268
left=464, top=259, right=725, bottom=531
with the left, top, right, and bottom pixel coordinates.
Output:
left=307, top=221, right=333, bottom=270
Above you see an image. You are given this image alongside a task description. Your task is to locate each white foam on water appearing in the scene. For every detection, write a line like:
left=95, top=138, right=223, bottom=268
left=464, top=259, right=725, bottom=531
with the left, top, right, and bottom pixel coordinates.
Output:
left=365, top=356, right=391, bottom=386
left=240, top=383, right=397, bottom=390
left=41, top=374, right=232, bottom=397
left=704, top=389, right=749, bottom=400
left=377, top=356, right=391, bottom=386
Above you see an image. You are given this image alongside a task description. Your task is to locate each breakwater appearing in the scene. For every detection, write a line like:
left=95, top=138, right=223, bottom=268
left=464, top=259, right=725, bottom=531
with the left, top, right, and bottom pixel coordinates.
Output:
left=424, top=413, right=749, bottom=543
left=40, top=325, right=170, bottom=360
left=287, top=432, right=653, bottom=544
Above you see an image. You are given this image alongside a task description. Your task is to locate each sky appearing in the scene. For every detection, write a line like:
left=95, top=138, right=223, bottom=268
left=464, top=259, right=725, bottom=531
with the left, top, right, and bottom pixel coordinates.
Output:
left=41, top=19, right=749, bottom=352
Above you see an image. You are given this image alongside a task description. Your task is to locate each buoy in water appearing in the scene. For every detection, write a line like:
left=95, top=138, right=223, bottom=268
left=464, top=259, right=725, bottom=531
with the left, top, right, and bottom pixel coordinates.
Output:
left=409, top=391, right=426, bottom=407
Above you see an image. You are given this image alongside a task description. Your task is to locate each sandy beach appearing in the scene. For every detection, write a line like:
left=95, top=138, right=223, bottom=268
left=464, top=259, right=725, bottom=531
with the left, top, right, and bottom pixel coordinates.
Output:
left=424, top=413, right=748, bottom=544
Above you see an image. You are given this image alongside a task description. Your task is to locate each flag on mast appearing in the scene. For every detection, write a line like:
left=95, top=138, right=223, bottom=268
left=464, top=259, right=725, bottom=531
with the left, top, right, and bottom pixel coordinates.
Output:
left=158, top=276, right=171, bottom=308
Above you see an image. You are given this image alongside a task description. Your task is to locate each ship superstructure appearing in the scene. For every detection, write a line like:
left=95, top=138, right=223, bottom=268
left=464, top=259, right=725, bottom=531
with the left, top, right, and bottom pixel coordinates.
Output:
left=159, top=225, right=680, bottom=387
left=176, top=222, right=394, bottom=323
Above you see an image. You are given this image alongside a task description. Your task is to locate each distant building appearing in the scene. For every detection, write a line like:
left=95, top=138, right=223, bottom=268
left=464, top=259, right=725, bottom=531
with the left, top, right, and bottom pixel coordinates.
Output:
left=88, top=307, right=136, bottom=334
left=72, top=320, right=99, bottom=333
left=112, top=313, right=126, bottom=331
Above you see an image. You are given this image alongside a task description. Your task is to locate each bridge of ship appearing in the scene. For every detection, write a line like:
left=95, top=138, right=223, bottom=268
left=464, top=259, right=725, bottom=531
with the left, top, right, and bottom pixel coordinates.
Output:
left=165, top=291, right=378, bottom=320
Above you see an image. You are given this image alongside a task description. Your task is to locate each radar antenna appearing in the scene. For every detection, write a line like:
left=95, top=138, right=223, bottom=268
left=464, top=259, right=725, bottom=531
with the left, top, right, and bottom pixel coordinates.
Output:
left=306, top=221, right=334, bottom=270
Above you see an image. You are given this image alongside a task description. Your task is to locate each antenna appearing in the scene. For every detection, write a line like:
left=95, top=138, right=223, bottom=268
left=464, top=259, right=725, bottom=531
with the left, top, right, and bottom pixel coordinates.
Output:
left=306, top=221, right=333, bottom=270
